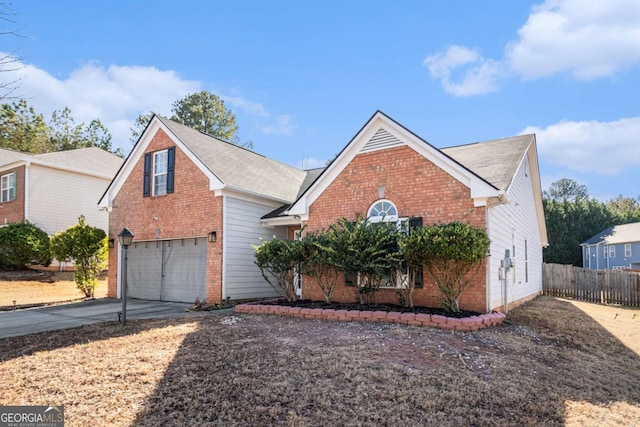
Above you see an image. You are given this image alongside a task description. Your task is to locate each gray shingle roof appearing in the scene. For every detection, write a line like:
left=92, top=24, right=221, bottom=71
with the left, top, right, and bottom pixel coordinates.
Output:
left=441, top=134, right=534, bottom=191
left=582, top=222, right=640, bottom=245
left=158, top=116, right=308, bottom=202
left=0, top=147, right=123, bottom=178
left=0, top=148, right=32, bottom=165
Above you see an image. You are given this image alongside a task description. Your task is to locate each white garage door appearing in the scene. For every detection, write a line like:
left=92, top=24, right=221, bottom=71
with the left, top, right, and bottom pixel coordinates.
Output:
left=126, top=238, right=207, bottom=303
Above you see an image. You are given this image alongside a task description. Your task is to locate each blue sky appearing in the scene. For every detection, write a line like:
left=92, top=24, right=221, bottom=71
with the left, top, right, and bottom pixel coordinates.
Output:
left=3, top=0, right=640, bottom=199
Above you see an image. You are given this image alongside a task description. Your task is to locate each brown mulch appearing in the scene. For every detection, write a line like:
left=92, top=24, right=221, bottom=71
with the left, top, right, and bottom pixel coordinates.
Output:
left=263, top=298, right=481, bottom=318
left=0, top=296, right=639, bottom=426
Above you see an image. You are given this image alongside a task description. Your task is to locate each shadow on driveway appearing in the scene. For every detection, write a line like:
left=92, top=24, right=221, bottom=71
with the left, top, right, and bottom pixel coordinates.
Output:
left=0, top=298, right=231, bottom=340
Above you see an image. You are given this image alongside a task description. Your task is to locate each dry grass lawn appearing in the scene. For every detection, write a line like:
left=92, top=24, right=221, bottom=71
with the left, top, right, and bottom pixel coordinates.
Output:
left=0, top=296, right=639, bottom=426
left=0, top=271, right=107, bottom=308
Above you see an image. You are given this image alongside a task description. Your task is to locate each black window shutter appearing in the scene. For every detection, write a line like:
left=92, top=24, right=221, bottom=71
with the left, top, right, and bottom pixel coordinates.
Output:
left=143, top=153, right=151, bottom=197
left=167, top=147, right=175, bottom=194
left=409, top=217, right=423, bottom=233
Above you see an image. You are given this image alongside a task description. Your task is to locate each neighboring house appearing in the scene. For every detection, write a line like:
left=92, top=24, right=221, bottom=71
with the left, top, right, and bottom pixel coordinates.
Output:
left=581, top=222, right=640, bottom=270
left=99, top=111, right=547, bottom=313
left=0, top=147, right=123, bottom=235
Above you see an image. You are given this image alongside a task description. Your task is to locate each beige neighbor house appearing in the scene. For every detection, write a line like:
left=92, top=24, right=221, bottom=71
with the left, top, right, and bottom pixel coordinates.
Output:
left=99, top=111, right=547, bottom=313
left=0, top=147, right=124, bottom=236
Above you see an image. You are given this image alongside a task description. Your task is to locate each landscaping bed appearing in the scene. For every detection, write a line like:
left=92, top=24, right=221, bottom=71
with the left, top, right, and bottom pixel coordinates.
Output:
left=261, top=298, right=481, bottom=318
left=236, top=299, right=504, bottom=331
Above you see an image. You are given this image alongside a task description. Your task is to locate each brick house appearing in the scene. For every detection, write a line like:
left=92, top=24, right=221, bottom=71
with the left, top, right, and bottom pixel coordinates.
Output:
left=99, top=111, right=547, bottom=312
left=0, top=147, right=123, bottom=236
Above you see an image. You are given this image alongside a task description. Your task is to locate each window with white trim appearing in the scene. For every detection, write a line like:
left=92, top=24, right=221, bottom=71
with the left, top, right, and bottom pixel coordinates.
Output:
left=625, top=244, right=631, bottom=258
left=359, top=200, right=423, bottom=289
left=609, top=245, right=616, bottom=258
left=604, top=245, right=608, bottom=258
left=1, top=171, right=16, bottom=203
left=153, top=149, right=168, bottom=196
left=367, top=199, right=398, bottom=222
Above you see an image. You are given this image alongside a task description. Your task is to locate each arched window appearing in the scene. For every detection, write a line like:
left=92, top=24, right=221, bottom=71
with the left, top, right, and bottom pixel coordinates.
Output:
left=367, top=199, right=398, bottom=222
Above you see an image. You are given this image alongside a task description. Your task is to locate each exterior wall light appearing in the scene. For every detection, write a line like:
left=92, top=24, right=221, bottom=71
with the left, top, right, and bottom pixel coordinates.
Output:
left=208, top=231, right=217, bottom=242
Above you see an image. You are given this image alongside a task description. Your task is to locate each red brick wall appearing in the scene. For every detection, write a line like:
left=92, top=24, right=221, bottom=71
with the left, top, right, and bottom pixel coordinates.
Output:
left=0, top=166, right=25, bottom=225
left=302, top=145, right=488, bottom=312
left=107, top=129, right=224, bottom=302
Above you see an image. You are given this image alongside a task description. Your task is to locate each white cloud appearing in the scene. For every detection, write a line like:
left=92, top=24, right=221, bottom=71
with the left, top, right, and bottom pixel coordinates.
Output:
left=261, top=114, right=295, bottom=136
left=224, top=95, right=297, bottom=136
left=223, top=95, right=270, bottom=118
left=522, top=117, right=640, bottom=175
left=506, top=0, right=640, bottom=80
left=424, top=0, right=640, bottom=95
left=1, top=55, right=295, bottom=152
left=3, top=56, right=201, bottom=149
left=423, top=46, right=503, bottom=96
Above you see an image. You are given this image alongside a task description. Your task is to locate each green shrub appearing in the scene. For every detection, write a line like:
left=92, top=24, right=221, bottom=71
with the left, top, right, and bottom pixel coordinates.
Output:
left=50, top=216, right=107, bottom=297
left=0, top=221, right=51, bottom=269
left=253, top=237, right=304, bottom=302
left=329, top=217, right=403, bottom=304
left=407, top=222, right=490, bottom=312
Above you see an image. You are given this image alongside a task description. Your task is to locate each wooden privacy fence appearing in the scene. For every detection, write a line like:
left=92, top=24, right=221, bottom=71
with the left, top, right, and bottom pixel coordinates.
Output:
left=542, top=263, right=640, bottom=306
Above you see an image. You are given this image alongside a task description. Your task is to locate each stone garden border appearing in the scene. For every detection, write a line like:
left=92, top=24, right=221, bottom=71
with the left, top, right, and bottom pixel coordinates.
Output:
left=235, top=300, right=506, bottom=331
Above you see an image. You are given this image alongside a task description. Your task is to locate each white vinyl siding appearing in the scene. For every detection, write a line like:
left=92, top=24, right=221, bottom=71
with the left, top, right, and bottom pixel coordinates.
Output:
left=224, top=196, right=287, bottom=300
left=487, top=154, right=543, bottom=311
left=27, top=164, right=110, bottom=235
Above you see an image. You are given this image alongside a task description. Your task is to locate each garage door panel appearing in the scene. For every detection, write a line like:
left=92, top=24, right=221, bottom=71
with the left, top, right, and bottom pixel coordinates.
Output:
left=127, top=241, right=162, bottom=300
left=161, top=238, right=207, bottom=303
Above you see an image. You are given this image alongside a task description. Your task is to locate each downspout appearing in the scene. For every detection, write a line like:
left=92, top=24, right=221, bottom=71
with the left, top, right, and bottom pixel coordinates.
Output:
left=221, top=195, right=227, bottom=300
left=24, top=161, right=30, bottom=220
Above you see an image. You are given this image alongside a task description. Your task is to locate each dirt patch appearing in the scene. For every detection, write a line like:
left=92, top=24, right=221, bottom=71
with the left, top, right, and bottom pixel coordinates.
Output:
left=0, top=296, right=638, bottom=426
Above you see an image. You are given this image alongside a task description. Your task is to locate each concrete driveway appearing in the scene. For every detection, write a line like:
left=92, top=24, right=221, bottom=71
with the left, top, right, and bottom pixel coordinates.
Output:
left=0, top=298, right=232, bottom=339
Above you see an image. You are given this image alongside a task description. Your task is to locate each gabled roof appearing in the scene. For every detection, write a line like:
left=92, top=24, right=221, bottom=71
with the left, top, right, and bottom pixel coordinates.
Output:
left=442, top=134, right=534, bottom=191
left=156, top=116, right=307, bottom=202
left=582, top=222, right=640, bottom=245
left=100, top=115, right=309, bottom=208
left=0, top=147, right=123, bottom=179
left=286, top=110, right=504, bottom=217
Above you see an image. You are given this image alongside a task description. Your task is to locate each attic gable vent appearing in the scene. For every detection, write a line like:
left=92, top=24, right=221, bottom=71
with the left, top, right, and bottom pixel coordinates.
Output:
left=360, top=128, right=403, bottom=153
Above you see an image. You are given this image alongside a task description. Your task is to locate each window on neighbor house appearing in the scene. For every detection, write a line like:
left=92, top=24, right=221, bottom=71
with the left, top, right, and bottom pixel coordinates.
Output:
left=625, top=244, right=631, bottom=258
left=609, top=245, right=616, bottom=258
left=143, top=147, right=175, bottom=197
left=1, top=171, right=16, bottom=203
left=604, top=245, right=608, bottom=258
